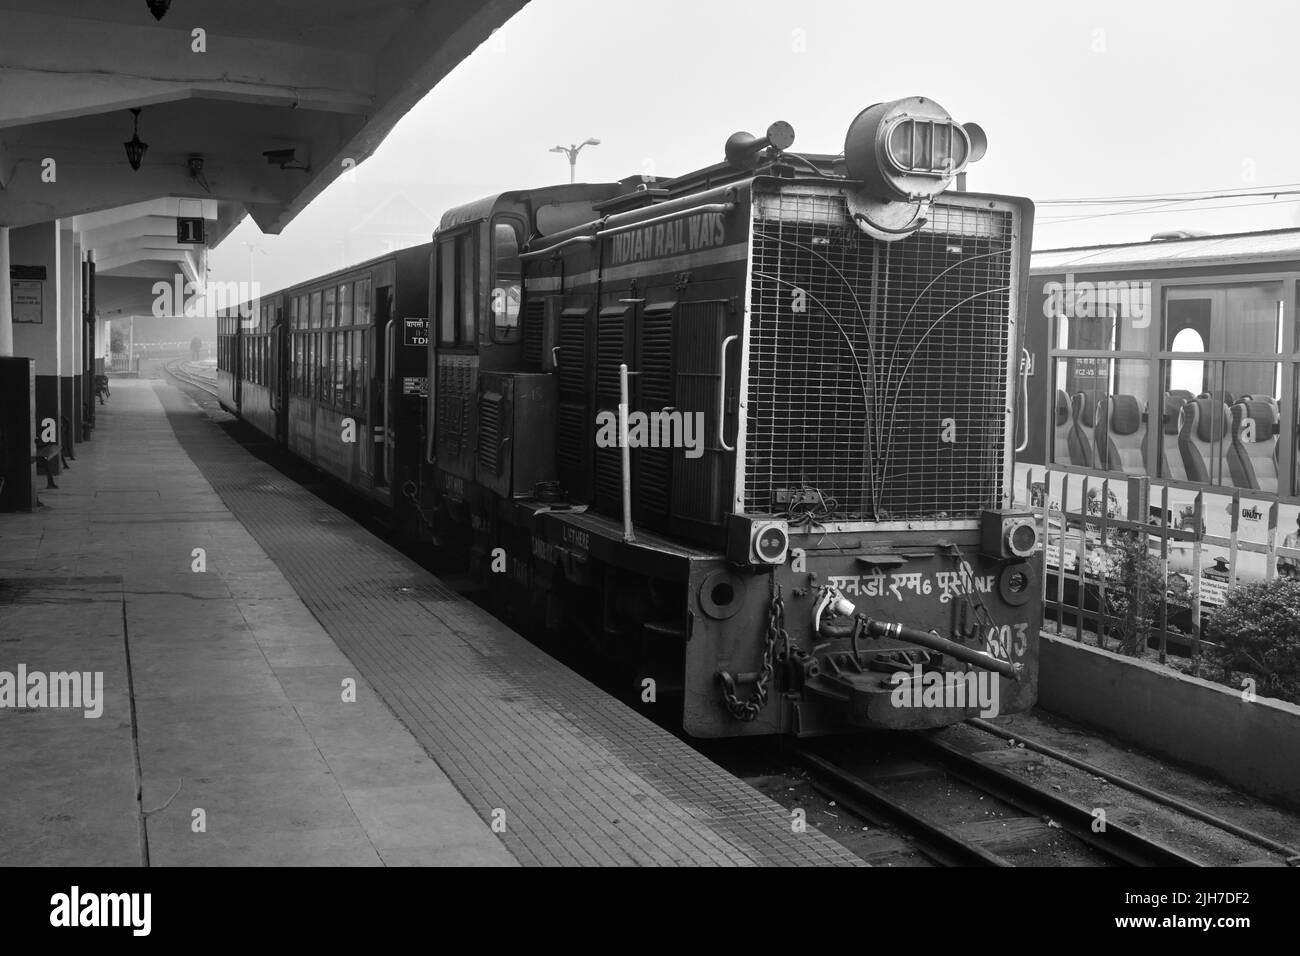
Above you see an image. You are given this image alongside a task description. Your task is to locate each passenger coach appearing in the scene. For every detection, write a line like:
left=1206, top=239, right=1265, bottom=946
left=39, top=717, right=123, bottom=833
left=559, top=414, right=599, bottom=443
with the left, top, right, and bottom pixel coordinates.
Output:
left=217, top=245, right=432, bottom=527
left=1018, top=228, right=1300, bottom=588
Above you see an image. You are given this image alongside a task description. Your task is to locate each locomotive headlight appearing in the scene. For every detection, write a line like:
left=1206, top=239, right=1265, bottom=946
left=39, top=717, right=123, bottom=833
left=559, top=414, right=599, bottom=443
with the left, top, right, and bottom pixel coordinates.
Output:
left=754, top=521, right=790, bottom=565
left=883, top=116, right=971, bottom=180
left=843, top=95, right=987, bottom=242
left=980, top=509, right=1039, bottom=561
left=1006, top=519, right=1038, bottom=558
left=726, top=516, right=790, bottom=566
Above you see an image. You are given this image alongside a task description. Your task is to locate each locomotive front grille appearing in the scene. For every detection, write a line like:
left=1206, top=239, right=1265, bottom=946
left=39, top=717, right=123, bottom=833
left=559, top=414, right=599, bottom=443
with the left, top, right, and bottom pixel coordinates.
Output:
left=744, top=187, right=1016, bottom=522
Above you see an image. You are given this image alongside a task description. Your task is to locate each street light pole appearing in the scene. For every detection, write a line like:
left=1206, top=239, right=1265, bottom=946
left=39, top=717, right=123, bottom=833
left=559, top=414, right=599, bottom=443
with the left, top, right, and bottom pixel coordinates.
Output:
left=550, top=137, right=601, bottom=184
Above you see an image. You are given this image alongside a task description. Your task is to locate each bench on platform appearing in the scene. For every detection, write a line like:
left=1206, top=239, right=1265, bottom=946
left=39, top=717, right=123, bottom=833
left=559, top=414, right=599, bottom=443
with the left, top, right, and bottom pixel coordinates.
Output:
left=32, top=440, right=60, bottom=489
left=61, top=414, right=75, bottom=463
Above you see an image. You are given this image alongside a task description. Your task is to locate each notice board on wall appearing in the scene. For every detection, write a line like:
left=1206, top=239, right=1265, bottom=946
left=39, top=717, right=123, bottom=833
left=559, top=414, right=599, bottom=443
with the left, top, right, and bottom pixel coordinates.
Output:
left=11, top=279, right=43, bottom=324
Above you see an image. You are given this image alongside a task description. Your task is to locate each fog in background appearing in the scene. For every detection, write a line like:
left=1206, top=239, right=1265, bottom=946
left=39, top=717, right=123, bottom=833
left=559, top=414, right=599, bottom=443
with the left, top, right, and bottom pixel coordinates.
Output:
left=207, top=0, right=1300, bottom=294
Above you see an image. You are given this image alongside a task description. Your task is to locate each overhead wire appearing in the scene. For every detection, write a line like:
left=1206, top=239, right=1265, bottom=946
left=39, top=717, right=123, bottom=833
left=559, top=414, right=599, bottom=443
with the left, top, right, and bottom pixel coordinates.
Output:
left=1040, top=196, right=1300, bottom=225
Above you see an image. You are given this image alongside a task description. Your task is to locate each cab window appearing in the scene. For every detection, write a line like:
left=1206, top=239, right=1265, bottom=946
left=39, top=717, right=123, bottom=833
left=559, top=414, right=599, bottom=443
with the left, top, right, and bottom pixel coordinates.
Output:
left=437, top=230, right=478, bottom=346
left=491, top=219, right=523, bottom=343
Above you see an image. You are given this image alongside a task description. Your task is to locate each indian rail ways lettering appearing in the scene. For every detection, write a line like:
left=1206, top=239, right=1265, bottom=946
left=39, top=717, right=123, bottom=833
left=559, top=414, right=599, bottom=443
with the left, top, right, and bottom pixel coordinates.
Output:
left=609, top=212, right=728, bottom=266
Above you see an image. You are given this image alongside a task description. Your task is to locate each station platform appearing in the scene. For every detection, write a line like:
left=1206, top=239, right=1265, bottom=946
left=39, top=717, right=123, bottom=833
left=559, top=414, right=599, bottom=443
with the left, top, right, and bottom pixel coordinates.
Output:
left=0, top=377, right=862, bottom=867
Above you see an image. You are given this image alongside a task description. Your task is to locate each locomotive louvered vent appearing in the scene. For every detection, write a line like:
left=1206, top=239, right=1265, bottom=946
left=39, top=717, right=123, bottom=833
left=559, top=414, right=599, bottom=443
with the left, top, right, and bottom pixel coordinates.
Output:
left=634, top=308, right=674, bottom=523
left=523, top=299, right=545, bottom=369
left=478, top=391, right=502, bottom=475
left=593, top=308, right=627, bottom=511
left=746, top=188, right=1015, bottom=521
left=555, top=309, right=589, bottom=490
left=437, top=356, right=475, bottom=454
left=557, top=403, right=587, bottom=473
left=557, top=309, right=588, bottom=397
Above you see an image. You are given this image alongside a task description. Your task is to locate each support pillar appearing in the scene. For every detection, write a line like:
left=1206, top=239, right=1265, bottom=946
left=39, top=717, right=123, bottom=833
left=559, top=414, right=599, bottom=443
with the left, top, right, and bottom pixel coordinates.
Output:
left=9, top=221, right=62, bottom=447
left=59, top=224, right=79, bottom=448
left=0, top=225, right=12, bottom=358
left=82, top=254, right=94, bottom=434
left=0, top=225, right=38, bottom=511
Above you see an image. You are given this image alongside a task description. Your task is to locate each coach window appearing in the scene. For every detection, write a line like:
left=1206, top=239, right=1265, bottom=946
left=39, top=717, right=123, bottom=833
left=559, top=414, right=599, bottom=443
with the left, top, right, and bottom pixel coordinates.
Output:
left=491, top=219, right=523, bottom=343
left=1164, top=283, right=1281, bottom=355
left=1293, top=368, right=1300, bottom=497
left=334, top=328, right=347, bottom=407
left=1053, top=297, right=1151, bottom=352
left=355, top=277, right=372, bottom=326
left=438, top=240, right=456, bottom=344
left=338, top=283, right=353, bottom=327
left=1167, top=329, right=1206, bottom=395
left=1051, top=356, right=1150, bottom=476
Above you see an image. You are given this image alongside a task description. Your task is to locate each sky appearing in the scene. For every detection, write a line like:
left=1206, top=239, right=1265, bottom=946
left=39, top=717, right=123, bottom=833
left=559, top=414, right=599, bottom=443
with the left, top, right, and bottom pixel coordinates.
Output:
left=208, top=0, right=1300, bottom=293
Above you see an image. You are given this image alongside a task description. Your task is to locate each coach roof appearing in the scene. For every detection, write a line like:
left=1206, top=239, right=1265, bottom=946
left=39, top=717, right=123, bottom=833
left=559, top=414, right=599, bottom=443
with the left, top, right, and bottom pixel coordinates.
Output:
left=438, top=182, right=624, bottom=233
left=1033, top=227, right=1300, bottom=275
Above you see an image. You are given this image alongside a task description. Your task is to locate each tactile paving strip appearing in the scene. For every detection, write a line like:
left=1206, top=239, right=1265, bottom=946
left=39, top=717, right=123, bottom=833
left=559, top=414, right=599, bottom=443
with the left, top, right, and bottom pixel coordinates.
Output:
left=157, top=383, right=863, bottom=866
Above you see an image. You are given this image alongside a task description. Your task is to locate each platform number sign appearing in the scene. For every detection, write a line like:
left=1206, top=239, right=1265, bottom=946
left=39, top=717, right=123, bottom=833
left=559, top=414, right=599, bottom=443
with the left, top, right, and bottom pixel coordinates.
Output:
left=176, top=217, right=206, bottom=245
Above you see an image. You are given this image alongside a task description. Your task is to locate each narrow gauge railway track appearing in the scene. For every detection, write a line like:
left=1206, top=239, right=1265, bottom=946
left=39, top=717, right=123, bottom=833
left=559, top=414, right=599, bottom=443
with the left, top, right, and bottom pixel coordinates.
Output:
left=960, top=720, right=1300, bottom=865
left=792, top=724, right=1300, bottom=867
left=164, top=358, right=219, bottom=397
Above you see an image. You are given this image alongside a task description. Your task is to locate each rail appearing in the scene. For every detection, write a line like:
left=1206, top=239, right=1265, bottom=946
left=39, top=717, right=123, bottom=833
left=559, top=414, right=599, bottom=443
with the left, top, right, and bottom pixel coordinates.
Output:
left=164, top=358, right=219, bottom=397
left=793, top=720, right=1297, bottom=867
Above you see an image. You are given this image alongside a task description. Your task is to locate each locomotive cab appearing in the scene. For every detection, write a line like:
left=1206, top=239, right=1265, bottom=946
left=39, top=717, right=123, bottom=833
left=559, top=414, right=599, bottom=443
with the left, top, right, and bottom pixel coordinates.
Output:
left=425, top=185, right=623, bottom=578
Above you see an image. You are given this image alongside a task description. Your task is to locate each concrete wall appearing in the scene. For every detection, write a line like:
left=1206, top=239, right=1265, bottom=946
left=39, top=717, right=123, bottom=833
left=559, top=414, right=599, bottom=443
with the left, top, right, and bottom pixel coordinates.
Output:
left=1039, top=633, right=1300, bottom=808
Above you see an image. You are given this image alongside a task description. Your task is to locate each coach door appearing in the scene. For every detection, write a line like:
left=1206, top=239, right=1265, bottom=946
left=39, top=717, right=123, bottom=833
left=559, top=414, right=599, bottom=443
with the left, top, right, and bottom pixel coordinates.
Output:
left=271, top=304, right=288, bottom=443
left=374, top=284, right=394, bottom=487
left=233, top=310, right=243, bottom=411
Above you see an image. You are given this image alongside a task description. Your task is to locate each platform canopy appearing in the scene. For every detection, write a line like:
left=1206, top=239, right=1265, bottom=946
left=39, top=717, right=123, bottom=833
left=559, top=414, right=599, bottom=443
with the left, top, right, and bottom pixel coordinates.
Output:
left=0, top=0, right=527, bottom=280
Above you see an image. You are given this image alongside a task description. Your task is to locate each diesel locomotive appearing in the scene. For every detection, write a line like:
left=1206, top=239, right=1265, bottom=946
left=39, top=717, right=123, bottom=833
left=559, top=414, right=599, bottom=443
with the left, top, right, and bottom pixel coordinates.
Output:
left=218, top=95, right=1041, bottom=737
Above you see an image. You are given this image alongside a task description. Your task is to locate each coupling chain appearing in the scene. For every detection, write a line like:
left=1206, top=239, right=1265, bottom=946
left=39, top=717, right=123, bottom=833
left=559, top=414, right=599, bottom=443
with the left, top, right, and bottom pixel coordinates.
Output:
left=401, top=480, right=438, bottom=533
left=717, top=583, right=785, bottom=721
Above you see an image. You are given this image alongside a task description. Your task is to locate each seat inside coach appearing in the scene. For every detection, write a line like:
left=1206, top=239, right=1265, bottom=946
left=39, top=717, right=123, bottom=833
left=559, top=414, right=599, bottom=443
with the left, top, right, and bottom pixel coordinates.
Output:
left=1160, top=393, right=1190, bottom=482
left=1067, top=392, right=1096, bottom=467
left=1053, top=389, right=1073, bottom=465
left=1178, top=396, right=1231, bottom=484
left=1096, top=394, right=1145, bottom=474
left=1226, top=399, right=1280, bottom=492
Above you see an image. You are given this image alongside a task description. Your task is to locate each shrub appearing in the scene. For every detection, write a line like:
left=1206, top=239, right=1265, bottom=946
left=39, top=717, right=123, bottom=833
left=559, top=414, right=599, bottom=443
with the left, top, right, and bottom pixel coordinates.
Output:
left=1205, top=577, right=1300, bottom=700
left=1105, top=531, right=1191, bottom=657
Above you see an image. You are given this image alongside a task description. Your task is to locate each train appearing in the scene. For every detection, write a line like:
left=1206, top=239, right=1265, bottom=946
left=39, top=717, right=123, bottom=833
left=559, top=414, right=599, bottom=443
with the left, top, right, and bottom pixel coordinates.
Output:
left=1016, top=228, right=1300, bottom=597
left=218, top=95, right=1041, bottom=737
